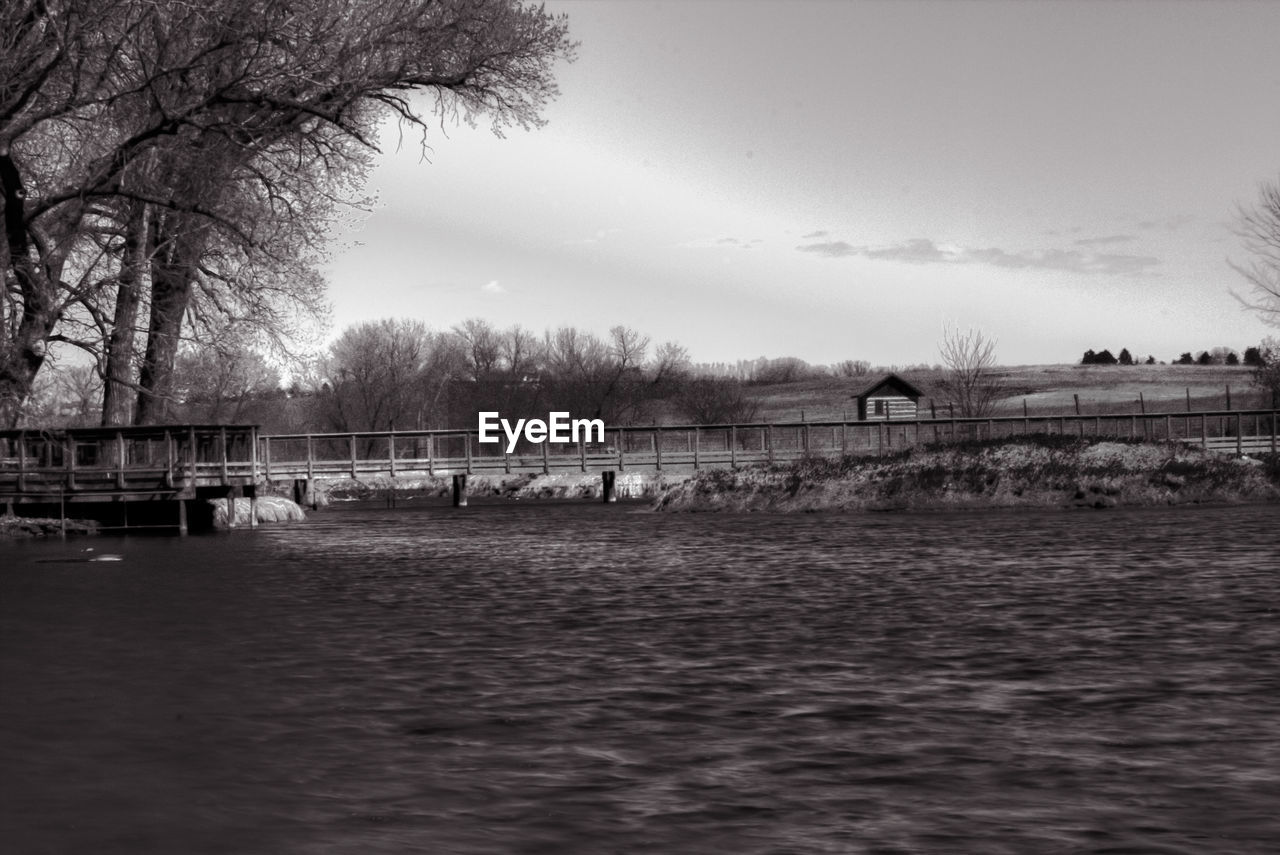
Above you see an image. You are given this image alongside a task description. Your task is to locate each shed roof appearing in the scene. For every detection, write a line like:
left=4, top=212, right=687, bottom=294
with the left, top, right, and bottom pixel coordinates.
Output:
left=853, top=373, right=924, bottom=402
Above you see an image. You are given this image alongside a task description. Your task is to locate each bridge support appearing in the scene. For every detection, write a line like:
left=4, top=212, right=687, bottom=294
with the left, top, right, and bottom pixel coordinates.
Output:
left=452, top=474, right=468, bottom=507
left=177, top=499, right=188, bottom=536
left=292, top=478, right=317, bottom=510
left=602, top=470, right=617, bottom=503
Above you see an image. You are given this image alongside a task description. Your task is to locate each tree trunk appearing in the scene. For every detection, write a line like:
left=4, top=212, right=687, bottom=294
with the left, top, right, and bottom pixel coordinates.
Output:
left=135, top=214, right=201, bottom=425
left=0, top=153, right=60, bottom=428
left=101, top=202, right=149, bottom=426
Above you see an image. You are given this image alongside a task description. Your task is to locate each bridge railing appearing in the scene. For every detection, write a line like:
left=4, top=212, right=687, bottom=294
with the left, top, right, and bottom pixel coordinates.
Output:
left=0, top=425, right=259, bottom=496
left=258, top=409, right=1279, bottom=479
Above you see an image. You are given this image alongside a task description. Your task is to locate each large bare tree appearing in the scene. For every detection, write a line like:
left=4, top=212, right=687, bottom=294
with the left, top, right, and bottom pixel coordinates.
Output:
left=0, top=0, right=575, bottom=427
left=937, top=325, right=1006, bottom=418
left=1233, top=178, right=1280, bottom=328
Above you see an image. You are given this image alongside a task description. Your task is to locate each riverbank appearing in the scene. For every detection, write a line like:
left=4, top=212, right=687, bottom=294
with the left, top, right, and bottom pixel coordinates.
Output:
left=0, top=514, right=99, bottom=538
left=652, top=436, right=1280, bottom=512
left=311, top=470, right=690, bottom=503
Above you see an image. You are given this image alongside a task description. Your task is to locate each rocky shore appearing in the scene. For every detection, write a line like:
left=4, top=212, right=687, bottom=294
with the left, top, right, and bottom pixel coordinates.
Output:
left=651, top=436, right=1280, bottom=513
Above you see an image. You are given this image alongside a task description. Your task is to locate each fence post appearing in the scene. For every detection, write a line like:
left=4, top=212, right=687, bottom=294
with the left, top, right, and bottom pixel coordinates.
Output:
left=263, top=436, right=271, bottom=482
left=349, top=434, right=358, bottom=478
left=427, top=434, right=435, bottom=476
left=1186, top=388, right=1191, bottom=412
left=617, top=429, right=626, bottom=471
left=1201, top=414, right=1208, bottom=449
left=306, top=435, right=315, bottom=481
left=1237, top=414, right=1243, bottom=456
left=693, top=427, right=701, bottom=469
left=766, top=425, right=773, bottom=464
left=1073, top=394, right=1080, bottom=415
left=390, top=435, right=399, bottom=477
left=731, top=425, right=738, bottom=467
left=542, top=436, right=550, bottom=474
left=656, top=427, right=664, bottom=471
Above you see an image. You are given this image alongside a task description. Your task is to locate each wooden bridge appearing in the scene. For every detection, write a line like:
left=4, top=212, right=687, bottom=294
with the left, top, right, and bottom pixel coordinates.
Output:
left=3, top=409, right=1277, bottom=529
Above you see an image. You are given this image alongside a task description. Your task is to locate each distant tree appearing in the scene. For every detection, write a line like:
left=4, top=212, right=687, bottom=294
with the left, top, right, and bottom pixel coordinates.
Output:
left=835, top=359, right=871, bottom=378
left=1176, top=353, right=1195, bottom=365
left=936, top=325, right=1005, bottom=417
left=1093, top=349, right=1118, bottom=365
left=1226, top=351, right=1240, bottom=366
left=1145, top=355, right=1157, bottom=365
left=1081, top=349, right=1098, bottom=365
left=673, top=377, right=759, bottom=425
left=1244, top=346, right=1265, bottom=367
left=1232, top=178, right=1280, bottom=327
left=1197, top=351, right=1213, bottom=366
left=1118, top=348, right=1133, bottom=365
left=1251, top=337, right=1280, bottom=403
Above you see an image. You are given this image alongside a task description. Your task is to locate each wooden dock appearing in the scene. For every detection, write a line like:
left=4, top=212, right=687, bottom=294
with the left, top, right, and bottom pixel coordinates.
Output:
left=1, top=426, right=259, bottom=534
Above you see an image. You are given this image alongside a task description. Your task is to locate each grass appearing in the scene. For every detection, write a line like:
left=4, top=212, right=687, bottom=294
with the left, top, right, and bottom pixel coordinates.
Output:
left=743, top=363, right=1273, bottom=423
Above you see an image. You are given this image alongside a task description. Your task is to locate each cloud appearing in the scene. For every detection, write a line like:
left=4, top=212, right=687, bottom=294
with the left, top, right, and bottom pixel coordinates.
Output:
left=796, top=237, right=1160, bottom=275
left=795, top=240, right=859, bottom=258
left=801, top=230, right=829, bottom=239
left=679, top=235, right=763, bottom=250
left=1137, top=214, right=1195, bottom=231
left=1073, top=234, right=1136, bottom=246
left=481, top=280, right=506, bottom=294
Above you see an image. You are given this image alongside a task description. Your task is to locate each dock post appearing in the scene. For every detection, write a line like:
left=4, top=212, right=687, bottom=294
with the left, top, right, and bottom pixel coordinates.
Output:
left=602, top=470, right=617, bottom=503
left=226, top=487, right=237, bottom=530
left=248, top=485, right=258, bottom=530
left=452, top=473, right=468, bottom=507
left=177, top=499, right=188, bottom=536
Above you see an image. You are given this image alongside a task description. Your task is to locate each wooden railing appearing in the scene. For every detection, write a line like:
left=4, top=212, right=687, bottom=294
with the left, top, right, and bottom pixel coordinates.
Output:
left=3, top=411, right=1276, bottom=499
left=259, top=409, right=1280, bottom=480
left=0, top=425, right=259, bottom=498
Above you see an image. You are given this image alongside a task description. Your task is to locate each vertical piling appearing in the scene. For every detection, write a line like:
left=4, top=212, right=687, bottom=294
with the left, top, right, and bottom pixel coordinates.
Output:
left=452, top=474, right=468, bottom=507
left=602, top=470, right=617, bottom=503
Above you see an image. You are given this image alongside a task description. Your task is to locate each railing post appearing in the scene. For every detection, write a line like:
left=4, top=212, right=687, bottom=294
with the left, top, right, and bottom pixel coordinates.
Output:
left=17, top=430, right=26, bottom=492
left=579, top=436, right=587, bottom=472
left=731, top=425, right=738, bottom=467
left=465, top=432, right=473, bottom=474
left=542, top=436, right=550, bottom=474
left=1237, top=414, right=1243, bottom=456
left=656, top=428, right=664, bottom=471
left=389, top=435, right=398, bottom=477
left=1201, top=415, right=1207, bottom=449
left=66, top=435, right=77, bottom=491
left=349, top=434, right=358, bottom=478
left=165, top=430, right=175, bottom=489
left=306, top=434, right=315, bottom=481
left=693, top=427, right=701, bottom=469
left=427, top=434, right=435, bottom=475
left=250, top=427, right=259, bottom=486
left=220, top=427, right=229, bottom=484
left=802, top=423, right=810, bottom=455
left=263, top=435, right=272, bottom=482
left=1272, top=412, right=1277, bottom=454
left=115, top=430, right=126, bottom=489
left=617, top=429, right=626, bottom=471
left=766, top=425, right=773, bottom=464
left=188, top=426, right=198, bottom=484
left=504, top=432, right=511, bottom=474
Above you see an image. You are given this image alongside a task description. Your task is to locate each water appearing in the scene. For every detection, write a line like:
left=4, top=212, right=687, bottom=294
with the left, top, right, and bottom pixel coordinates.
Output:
left=2, top=500, right=1279, bottom=854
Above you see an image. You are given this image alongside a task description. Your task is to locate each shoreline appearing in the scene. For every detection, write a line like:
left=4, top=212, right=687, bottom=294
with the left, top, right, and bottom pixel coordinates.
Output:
left=651, top=436, right=1280, bottom=513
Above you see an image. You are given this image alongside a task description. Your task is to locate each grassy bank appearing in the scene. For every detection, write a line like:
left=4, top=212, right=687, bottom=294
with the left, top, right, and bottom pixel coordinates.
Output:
left=652, top=435, right=1280, bottom=513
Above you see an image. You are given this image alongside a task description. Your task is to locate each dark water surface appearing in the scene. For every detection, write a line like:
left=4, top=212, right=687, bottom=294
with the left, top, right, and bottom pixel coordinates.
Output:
left=2, top=501, right=1279, bottom=854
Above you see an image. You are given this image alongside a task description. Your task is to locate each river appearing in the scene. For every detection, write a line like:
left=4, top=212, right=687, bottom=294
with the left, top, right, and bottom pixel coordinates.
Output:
left=2, top=500, right=1279, bottom=854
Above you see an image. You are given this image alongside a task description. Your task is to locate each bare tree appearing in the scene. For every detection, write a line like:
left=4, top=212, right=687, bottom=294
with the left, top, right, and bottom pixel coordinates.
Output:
left=0, top=0, right=575, bottom=427
left=937, top=325, right=1005, bottom=417
left=1233, top=179, right=1280, bottom=327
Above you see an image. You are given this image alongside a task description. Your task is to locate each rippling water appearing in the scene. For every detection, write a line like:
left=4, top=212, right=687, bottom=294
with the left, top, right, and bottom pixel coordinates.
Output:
left=2, top=500, right=1279, bottom=854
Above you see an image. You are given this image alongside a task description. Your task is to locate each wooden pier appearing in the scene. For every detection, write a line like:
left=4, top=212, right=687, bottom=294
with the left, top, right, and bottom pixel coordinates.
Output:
left=1, top=426, right=259, bottom=534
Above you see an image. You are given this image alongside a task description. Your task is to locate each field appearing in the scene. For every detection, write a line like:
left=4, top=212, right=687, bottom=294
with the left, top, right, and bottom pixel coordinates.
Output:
left=746, top=364, right=1273, bottom=423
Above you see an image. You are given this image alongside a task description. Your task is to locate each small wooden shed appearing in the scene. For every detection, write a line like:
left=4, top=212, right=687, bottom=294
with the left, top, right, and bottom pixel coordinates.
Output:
left=855, top=373, right=923, bottom=421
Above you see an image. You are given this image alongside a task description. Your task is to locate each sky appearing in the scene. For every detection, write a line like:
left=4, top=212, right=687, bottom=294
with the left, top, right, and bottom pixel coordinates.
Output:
left=321, top=0, right=1280, bottom=368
